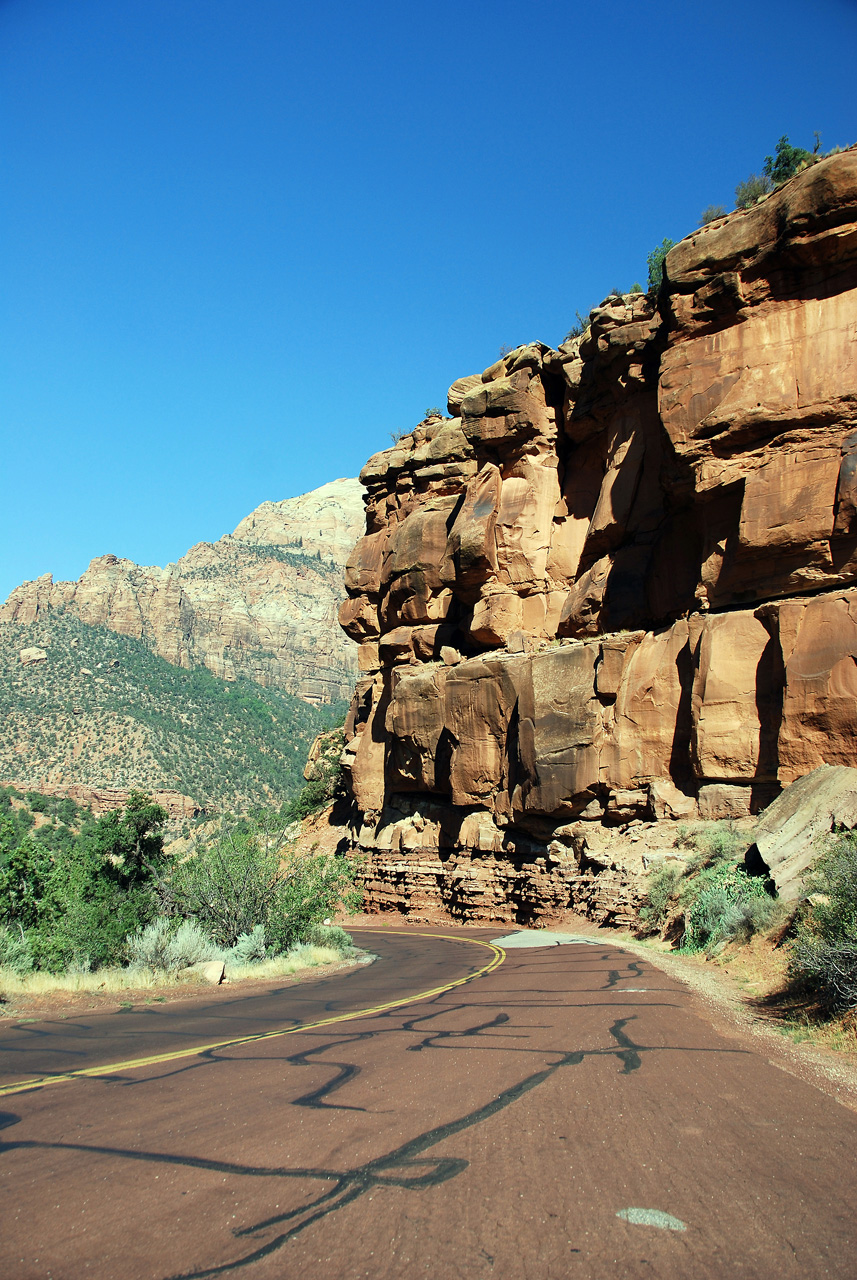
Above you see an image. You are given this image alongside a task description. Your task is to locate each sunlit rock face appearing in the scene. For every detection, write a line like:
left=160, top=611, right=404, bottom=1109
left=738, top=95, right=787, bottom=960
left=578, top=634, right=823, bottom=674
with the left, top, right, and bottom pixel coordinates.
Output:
left=339, top=149, right=857, bottom=924
left=2, top=479, right=365, bottom=706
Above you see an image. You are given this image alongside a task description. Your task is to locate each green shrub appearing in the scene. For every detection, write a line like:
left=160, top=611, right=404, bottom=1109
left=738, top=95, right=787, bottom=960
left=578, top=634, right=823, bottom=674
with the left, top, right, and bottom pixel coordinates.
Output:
left=700, top=204, right=727, bottom=225
left=166, top=812, right=361, bottom=952
left=266, top=846, right=362, bottom=954
left=230, top=924, right=267, bottom=964
left=638, top=860, right=684, bottom=931
left=683, top=862, right=771, bottom=952
left=34, top=872, right=155, bottom=972
left=789, top=833, right=857, bottom=1010
left=283, top=729, right=346, bottom=822
left=0, top=792, right=168, bottom=972
left=127, top=918, right=221, bottom=971
left=683, top=821, right=747, bottom=874
left=304, top=923, right=353, bottom=954
left=167, top=817, right=286, bottom=948
left=0, top=923, right=34, bottom=974
left=646, top=239, right=675, bottom=294
left=735, top=173, right=773, bottom=208
left=563, top=310, right=591, bottom=343
left=126, top=918, right=172, bottom=969
left=789, top=938, right=857, bottom=1012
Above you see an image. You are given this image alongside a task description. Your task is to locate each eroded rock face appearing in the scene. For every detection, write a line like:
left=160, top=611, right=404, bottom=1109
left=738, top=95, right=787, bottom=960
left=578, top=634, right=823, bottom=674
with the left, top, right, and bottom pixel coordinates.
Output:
left=339, top=150, right=857, bottom=924
left=0, top=781, right=202, bottom=820
left=2, top=479, right=365, bottom=705
left=750, top=765, right=857, bottom=900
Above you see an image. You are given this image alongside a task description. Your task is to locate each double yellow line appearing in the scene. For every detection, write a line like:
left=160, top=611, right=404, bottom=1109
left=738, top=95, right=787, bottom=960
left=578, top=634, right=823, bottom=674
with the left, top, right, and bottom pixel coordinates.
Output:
left=0, top=931, right=505, bottom=1099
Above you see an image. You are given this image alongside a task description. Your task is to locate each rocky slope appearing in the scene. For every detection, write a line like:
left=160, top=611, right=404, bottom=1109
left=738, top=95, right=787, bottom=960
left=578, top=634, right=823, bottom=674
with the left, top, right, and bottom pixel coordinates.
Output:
left=337, top=149, right=857, bottom=926
left=0, top=611, right=338, bottom=811
left=1, top=478, right=365, bottom=706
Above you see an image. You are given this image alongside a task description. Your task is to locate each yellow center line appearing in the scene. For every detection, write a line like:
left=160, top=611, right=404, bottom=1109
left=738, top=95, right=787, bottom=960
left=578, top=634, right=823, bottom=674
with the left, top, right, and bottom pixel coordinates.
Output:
left=0, top=930, right=505, bottom=1099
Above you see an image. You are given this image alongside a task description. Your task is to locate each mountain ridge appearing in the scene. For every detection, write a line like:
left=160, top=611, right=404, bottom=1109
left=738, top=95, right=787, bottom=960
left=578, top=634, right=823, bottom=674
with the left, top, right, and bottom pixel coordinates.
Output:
left=1, top=478, right=365, bottom=706
left=0, top=611, right=342, bottom=811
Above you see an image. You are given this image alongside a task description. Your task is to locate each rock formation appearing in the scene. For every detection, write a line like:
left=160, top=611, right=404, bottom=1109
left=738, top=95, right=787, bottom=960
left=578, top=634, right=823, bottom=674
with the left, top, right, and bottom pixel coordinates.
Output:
left=748, top=764, right=857, bottom=901
left=338, top=149, right=857, bottom=925
left=0, top=781, right=202, bottom=821
left=2, top=479, right=364, bottom=705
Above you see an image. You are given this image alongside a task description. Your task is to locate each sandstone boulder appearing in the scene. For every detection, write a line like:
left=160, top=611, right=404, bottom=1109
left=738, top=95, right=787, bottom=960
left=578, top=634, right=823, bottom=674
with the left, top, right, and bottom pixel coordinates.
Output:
left=180, top=960, right=225, bottom=985
left=18, top=647, right=47, bottom=665
left=749, top=765, right=857, bottom=900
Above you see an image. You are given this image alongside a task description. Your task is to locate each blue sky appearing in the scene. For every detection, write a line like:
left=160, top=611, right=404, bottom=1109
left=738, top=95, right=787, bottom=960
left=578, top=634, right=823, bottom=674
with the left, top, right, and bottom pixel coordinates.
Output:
left=2, top=0, right=855, bottom=600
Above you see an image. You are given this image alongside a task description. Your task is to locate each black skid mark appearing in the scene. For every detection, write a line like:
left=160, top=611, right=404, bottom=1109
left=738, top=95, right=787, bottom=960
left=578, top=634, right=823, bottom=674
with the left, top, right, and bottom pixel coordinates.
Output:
left=604, top=959, right=645, bottom=989
left=176, top=1045, right=591, bottom=1279
left=289, top=1057, right=365, bottom=1111
left=285, top=1028, right=376, bottom=1111
left=404, top=1008, right=513, bottom=1052
left=608, top=1017, right=643, bottom=1073
left=0, top=1045, right=592, bottom=1280
left=0, top=1014, right=743, bottom=1279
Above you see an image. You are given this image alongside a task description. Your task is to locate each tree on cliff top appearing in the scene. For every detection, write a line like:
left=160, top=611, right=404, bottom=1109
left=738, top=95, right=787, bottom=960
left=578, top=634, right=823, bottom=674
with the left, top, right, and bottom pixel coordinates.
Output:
left=764, top=134, right=815, bottom=186
left=646, top=238, right=675, bottom=294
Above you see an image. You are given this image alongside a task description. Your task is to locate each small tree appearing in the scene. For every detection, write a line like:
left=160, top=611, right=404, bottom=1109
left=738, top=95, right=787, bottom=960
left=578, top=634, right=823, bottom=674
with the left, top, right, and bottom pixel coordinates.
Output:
left=0, top=793, right=168, bottom=971
left=84, top=790, right=168, bottom=886
left=167, top=811, right=361, bottom=951
left=563, top=310, right=591, bottom=343
left=764, top=135, right=814, bottom=186
left=283, top=728, right=345, bottom=822
left=646, top=239, right=675, bottom=294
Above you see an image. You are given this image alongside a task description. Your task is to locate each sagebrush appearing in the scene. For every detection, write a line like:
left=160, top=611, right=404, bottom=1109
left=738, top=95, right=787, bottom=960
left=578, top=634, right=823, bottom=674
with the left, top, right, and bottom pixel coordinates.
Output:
left=789, top=833, right=857, bottom=1010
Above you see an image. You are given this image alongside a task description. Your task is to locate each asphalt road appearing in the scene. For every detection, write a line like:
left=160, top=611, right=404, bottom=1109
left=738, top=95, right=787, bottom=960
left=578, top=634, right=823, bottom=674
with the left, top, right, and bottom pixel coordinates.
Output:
left=0, top=926, right=855, bottom=1280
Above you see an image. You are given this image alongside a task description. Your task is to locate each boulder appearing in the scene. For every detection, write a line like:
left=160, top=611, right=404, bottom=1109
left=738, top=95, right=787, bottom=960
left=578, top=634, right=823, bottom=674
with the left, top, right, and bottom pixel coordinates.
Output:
left=749, top=765, right=857, bottom=900
left=180, top=960, right=225, bottom=985
left=649, top=778, right=697, bottom=821
left=18, top=647, right=47, bottom=665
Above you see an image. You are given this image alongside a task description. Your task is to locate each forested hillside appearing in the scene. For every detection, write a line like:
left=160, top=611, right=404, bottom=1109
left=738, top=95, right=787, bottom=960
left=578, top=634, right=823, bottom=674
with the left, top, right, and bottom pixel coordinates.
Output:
left=0, top=612, right=346, bottom=810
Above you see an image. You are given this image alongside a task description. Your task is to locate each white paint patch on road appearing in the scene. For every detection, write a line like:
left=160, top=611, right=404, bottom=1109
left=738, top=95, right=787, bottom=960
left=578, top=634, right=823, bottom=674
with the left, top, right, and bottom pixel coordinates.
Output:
left=489, top=931, right=607, bottom=949
left=616, top=1207, right=687, bottom=1231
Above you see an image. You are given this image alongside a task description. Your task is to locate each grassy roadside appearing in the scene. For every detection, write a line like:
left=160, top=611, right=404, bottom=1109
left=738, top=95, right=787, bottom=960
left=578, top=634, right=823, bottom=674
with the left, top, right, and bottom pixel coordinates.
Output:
left=0, top=938, right=371, bottom=1020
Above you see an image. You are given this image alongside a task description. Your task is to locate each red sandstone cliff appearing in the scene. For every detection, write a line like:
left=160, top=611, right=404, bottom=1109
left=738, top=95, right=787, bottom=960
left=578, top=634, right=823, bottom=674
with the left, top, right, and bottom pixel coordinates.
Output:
left=337, top=149, right=857, bottom=925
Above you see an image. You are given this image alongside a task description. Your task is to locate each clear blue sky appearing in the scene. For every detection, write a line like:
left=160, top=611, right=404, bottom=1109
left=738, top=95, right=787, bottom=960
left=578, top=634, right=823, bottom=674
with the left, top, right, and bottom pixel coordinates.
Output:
left=2, top=0, right=855, bottom=601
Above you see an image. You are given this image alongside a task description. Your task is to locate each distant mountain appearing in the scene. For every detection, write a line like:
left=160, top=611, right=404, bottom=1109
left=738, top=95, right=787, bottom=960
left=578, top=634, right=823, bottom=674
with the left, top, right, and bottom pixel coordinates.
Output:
left=1, top=478, right=365, bottom=706
left=0, top=611, right=344, bottom=811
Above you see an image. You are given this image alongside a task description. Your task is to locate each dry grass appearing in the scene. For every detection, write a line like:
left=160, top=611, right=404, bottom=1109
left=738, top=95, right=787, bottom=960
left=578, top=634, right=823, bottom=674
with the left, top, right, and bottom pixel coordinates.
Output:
left=222, top=944, right=347, bottom=981
left=773, top=1012, right=857, bottom=1054
left=0, top=944, right=351, bottom=1000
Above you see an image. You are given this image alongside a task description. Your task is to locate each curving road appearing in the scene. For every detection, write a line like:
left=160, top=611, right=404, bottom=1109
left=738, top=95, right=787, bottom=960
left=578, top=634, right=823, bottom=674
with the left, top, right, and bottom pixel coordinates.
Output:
left=0, top=926, right=855, bottom=1279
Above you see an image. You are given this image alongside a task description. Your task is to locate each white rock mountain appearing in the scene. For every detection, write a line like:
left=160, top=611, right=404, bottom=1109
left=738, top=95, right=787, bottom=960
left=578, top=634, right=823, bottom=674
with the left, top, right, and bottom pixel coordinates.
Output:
left=2, top=478, right=365, bottom=705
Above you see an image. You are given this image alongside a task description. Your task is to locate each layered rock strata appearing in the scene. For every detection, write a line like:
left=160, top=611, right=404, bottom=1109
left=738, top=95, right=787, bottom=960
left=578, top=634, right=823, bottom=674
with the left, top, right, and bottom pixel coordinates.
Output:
left=0, top=782, right=201, bottom=821
left=338, top=150, right=857, bottom=925
left=2, top=479, right=364, bottom=705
